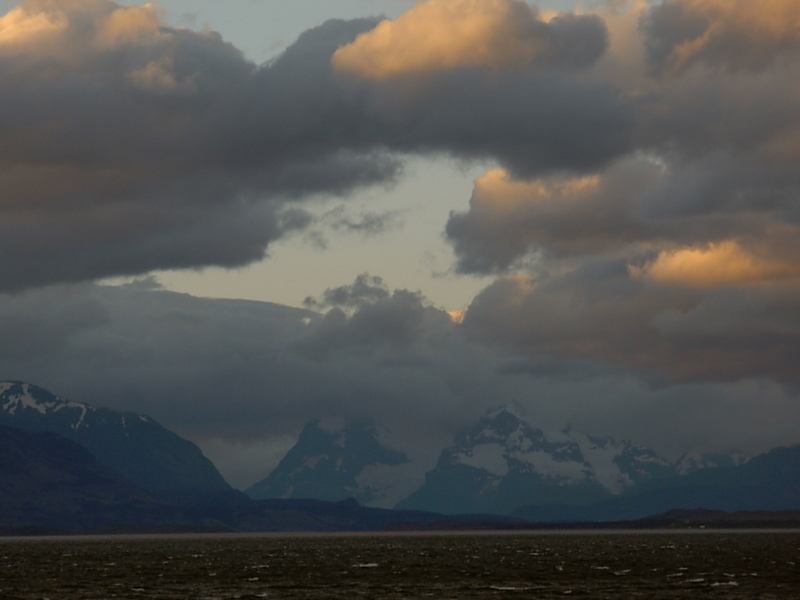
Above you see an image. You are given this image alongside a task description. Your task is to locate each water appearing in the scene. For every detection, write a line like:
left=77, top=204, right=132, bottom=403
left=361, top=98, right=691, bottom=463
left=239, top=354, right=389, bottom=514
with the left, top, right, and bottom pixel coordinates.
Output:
left=1, top=531, right=798, bottom=599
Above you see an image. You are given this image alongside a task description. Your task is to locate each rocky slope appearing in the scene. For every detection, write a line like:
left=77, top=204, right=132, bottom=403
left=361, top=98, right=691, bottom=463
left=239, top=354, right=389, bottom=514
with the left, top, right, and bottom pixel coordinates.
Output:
left=0, top=424, right=175, bottom=529
left=0, top=381, right=233, bottom=502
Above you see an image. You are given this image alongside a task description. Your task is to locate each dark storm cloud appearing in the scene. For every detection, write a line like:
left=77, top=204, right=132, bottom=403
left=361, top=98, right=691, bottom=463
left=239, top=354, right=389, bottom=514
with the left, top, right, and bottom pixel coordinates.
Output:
left=0, top=6, right=406, bottom=291
left=0, top=280, right=518, bottom=484
left=354, top=67, right=632, bottom=178
left=0, top=0, right=635, bottom=291
left=0, top=4, right=396, bottom=290
left=299, top=288, right=449, bottom=357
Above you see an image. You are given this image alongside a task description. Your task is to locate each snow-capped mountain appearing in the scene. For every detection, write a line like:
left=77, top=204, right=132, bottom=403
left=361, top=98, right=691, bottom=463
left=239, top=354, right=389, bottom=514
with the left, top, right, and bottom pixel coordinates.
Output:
left=674, top=449, right=750, bottom=475
left=397, top=407, right=676, bottom=515
left=0, top=381, right=232, bottom=500
left=246, top=417, right=417, bottom=508
left=529, top=443, right=800, bottom=523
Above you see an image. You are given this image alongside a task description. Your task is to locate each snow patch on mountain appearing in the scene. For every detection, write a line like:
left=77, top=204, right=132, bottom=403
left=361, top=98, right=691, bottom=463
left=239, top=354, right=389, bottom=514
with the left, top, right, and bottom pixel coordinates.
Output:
left=1, top=381, right=233, bottom=495
left=675, top=449, right=750, bottom=475
left=568, top=430, right=633, bottom=494
left=449, top=409, right=626, bottom=489
left=246, top=418, right=415, bottom=507
left=397, top=406, right=683, bottom=515
left=519, top=449, right=590, bottom=483
left=355, top=461, right=426, bottom=508
left=1, top=381, right=96, bottom=430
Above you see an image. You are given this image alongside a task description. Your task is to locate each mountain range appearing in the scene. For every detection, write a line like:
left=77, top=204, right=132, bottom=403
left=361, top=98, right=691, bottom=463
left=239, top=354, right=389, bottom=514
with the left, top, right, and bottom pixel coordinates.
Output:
left=397, top=406, right=677, bottom=515
left=2, top=380, right=798, bottom=531
left=0, top=422, right=461, bottom=533
left=0, top=382, right=461, bottom=533
left=247, top=406, right=798, bottom=521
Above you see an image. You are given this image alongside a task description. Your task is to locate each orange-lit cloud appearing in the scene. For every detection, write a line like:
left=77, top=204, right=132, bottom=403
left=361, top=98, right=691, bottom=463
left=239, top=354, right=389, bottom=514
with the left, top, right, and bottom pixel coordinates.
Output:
left=0, top=1, right=164, bottom=56
left=634, top=241, right=799, bottom=288
left=332, top=0, right=543, bottom=78
left=446, top=158, right=664, bottom=272
left=447, top=308, right=467, bottom=324
left=471, top=168, right=602, bottom=214
left=93, top=3, right=163, bottom=49
left=0, top=3, right=67, bottom=49
left=331, top=0, right=603, bottom=79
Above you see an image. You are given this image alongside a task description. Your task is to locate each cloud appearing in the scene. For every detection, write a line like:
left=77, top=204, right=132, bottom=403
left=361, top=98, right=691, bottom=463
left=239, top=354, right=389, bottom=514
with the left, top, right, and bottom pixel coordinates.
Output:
left=0, top=2, right=399, bottom=291
left=331, top=0, right=607, bottom=79
left=0, top=2, right=67, bottom=46
left=0, top=279, right=497, bottom=486
left=634, top=240, right=800, bottom=288
left=299, top=287, right=449, bottom=356
left=320, top=205, right=404, bottom=237
left=0, top=0, right=633, bottom=292
left=3, top=280, right=799, bottom=489
left=304, top=273, right=391, bottom=310
left=445, top=157, right=664, bottom=273
left=433, top=0, right=800, bottom=393
left=643, top=0, right=800, bottom=74
left=459, top=254, right=800, bottom=386
left=5, top=0, right=799, bottom=295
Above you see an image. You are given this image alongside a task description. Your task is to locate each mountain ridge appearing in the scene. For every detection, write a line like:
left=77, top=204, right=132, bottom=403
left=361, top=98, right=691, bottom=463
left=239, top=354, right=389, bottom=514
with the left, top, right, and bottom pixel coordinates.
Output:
left=397, top=407, right=677, bottom=515
left=514, top=443, right=800, bottom=522
left=4, top=381, right=797, bottom=530
left=0, top=381, right=234, bottom=502
left=246, top=407, right=794, bottom=520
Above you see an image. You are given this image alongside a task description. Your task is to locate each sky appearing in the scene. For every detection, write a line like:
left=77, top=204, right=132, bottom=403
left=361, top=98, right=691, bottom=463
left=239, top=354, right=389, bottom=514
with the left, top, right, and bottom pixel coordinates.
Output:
left=2, top=0, right=800, bottom=490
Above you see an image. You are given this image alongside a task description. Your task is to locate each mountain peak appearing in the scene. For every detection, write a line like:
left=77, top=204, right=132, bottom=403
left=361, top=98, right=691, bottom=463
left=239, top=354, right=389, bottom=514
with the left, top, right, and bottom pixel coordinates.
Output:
left=398, top=409, right=676, bottom=515
left=1, top=381, right=232, bottom=498
left=315, top=416, right=349, bottom=435
left=1, top=381, right=96, bottom=430
left=247, top=417, right=414, bottom=507
left=483, top=402, right=526, bottom=422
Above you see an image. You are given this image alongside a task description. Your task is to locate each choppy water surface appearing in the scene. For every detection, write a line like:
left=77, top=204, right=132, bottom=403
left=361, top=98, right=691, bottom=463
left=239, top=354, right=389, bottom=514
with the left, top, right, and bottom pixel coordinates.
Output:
left=1, top=531, right=798, bottom=599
